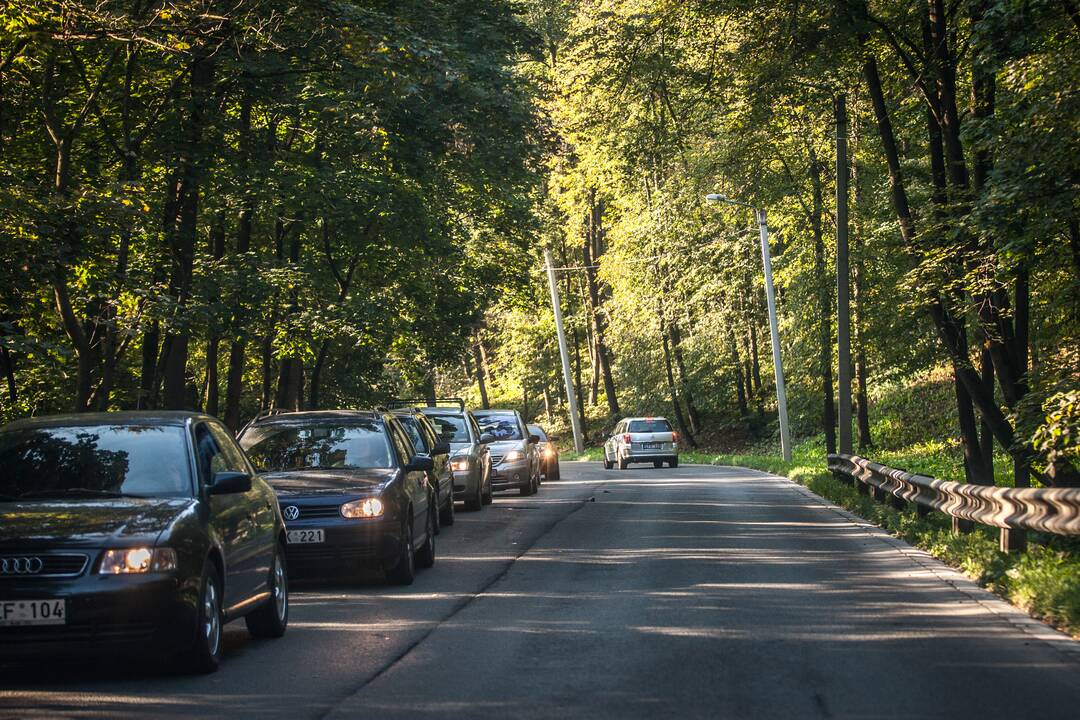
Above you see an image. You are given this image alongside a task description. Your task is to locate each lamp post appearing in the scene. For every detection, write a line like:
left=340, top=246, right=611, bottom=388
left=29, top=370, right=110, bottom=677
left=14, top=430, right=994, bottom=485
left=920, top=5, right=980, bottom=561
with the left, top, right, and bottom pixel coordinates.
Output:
left=705, top=193, right=792, bottom=461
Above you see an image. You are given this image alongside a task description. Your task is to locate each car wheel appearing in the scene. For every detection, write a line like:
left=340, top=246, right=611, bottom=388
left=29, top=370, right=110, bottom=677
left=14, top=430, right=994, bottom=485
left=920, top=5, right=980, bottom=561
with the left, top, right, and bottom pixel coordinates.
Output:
left=465, top=478, right=483, bottom=511
left=184, top=563, right=224, bottom=674
left=669, top=458, right=679, bottom=468
left=246, top=543, right=289, bottom=639
left=387, top=516, right=416, bottom=585
left=618, top=455, right=628, bottom=470
left=431, top=490, right=442, bottom=535
left=551, top=463, right=560, bottom=482
left=653, top=460, right=663, bottom=468
left=482, top=477, right=493, bottom=505
left=440, top=487, right=455, bottom=526
left=603, top=455, right=613, bottom=470
left=416, top=504, right=436, bottom=569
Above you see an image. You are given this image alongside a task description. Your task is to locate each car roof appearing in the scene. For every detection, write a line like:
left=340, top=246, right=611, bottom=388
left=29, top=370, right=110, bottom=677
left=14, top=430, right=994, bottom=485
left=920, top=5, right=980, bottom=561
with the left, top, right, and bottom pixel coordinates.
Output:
left=473, top=409, right=517, bottom=416
left=3, top=410, right=213, bottom=431
left=623, top=416, right=670, bottom=423
left=248, top=409, right=382, bottom=425
left=419, top=407, right=466, bottom=416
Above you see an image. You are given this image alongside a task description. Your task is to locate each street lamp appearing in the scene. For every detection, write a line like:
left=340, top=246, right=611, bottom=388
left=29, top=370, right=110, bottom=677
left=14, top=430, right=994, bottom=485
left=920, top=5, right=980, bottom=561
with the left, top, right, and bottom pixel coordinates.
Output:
left=705, top=193, right=792, bottom=462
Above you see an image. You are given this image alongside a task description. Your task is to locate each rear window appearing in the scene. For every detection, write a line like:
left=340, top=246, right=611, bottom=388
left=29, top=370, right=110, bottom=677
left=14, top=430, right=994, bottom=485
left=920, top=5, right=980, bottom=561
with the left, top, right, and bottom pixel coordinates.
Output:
left=527, top=425, right=548, bottom=441
left=628, top=419, right=672, bottom=433
left=240, top=421, right=393, bottom=471
left=0, top=425, right=192, bottom=499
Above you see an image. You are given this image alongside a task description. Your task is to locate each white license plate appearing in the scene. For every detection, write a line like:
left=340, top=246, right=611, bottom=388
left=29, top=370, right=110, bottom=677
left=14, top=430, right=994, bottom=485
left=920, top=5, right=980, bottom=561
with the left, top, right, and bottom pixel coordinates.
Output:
left=643, top=442, right=661, bottom=450
left=0, top=599, right=66, bottom=627
left=287, top=529, right=325, bottom=544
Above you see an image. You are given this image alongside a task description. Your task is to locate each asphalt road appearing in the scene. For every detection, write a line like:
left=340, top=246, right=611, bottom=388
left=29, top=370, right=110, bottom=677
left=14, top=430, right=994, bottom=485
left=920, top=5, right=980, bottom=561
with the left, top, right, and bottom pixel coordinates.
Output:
left=3, top=462, right=1079, bottom=719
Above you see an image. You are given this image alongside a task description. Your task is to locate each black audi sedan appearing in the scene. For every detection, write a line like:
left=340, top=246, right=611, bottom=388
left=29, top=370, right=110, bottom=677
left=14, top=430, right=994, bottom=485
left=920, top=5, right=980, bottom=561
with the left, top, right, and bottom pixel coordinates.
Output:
left=0, top=412, right=289, bottom=673
left=238, top=410, right=436, bottom=585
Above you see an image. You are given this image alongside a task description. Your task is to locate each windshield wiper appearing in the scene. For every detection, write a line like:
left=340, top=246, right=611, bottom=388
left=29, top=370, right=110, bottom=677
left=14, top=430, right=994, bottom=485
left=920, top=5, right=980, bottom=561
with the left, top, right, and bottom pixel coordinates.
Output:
left=18, top=488, right=143, bottom=500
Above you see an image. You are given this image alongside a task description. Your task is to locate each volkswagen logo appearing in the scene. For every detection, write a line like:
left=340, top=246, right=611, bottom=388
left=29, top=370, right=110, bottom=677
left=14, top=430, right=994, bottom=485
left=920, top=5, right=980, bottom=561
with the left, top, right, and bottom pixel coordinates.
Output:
left=0, top=556, right=44, bottom=575
left=282, top=505, right=300, bottom=521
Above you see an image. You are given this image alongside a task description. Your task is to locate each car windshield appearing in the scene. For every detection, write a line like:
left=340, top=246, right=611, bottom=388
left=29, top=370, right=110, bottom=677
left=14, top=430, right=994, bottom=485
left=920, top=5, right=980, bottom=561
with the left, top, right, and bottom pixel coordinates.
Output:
left=528, top=426, right=548, bottom=441
left=427, top=414, right=469, bottom=443
left=475, top=414, right=523, bottom=441
left=0, top=425, right=191, bottom=499
left=628, top=419, right=672, bottom=433
left=241, top=421, right=393, bottom=470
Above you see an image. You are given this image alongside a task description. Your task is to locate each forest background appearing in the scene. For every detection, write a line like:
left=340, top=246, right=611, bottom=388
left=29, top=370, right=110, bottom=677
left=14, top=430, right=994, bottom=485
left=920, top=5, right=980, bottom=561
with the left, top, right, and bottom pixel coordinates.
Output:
left=1, top=0, right=1078, bottom=496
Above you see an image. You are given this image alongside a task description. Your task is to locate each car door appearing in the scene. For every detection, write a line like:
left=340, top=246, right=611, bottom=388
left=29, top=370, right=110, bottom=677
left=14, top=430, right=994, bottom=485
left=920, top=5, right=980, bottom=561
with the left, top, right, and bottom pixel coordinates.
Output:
left=208, top=421, right=274, bottom=600
left=195, top=423, right=251, bottom=610
left=386, top=419, right=428, bottom=538
left=417, top=416, right=452, bottom=501
left=467, top=413, right=490, bottom=483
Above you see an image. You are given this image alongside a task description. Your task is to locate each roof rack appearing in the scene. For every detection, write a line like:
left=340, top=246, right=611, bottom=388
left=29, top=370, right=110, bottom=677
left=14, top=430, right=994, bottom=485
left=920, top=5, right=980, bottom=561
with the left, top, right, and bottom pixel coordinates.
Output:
left=386, top=397, right=465, bottom=411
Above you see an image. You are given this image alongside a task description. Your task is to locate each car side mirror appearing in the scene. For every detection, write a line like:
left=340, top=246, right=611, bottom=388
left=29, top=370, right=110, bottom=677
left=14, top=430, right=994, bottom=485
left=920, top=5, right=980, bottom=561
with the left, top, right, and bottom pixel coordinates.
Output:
left=433, top=441, right=451, bottom=456
left=209, top=471, right=252, bottom=495
left=479, top=433, right=494, bottom=444
left=406, top=455, right=435, bottom=473
left=528, top=434, right=540, bottom=444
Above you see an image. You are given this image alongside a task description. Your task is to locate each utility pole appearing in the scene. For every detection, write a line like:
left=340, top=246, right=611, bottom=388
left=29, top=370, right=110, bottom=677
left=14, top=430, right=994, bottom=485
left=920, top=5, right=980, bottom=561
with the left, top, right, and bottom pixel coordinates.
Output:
left=545, top=248, right=585, bottom=453
left=756, top=209, right=792, bottom=462
left=836, top=93, right=853, bottom=455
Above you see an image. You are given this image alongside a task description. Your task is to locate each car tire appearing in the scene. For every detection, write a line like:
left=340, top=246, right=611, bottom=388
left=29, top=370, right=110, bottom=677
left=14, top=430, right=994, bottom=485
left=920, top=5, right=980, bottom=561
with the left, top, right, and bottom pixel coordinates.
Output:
left=482, top=477, right=493, bottom=505
left=669, top=458, right=679, bottom=468
left=618, top=455, right=628, bottom=470
left=387, top=516, right=416, bottom=586
left=184, top=563, right=224, bottom=674
left=439, top=488, right=455, bottom=526
left=416, top=505, right=436, bottom=569
left=245, top=543, right=289, bottom=639
left=603, top=456, right=613, bottom=470
left=465, top=479, right=483, bottom=511
left=552, top=463, right=560, bottom=481
left=653, top=460, right=663, bottom=468
left=431, top=490, right=442, bottom=535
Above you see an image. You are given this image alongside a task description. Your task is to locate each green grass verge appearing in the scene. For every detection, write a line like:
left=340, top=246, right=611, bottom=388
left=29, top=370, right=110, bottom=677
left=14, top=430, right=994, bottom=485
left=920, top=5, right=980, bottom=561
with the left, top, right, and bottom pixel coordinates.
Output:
left=563, top=444, right=1080, bottom=637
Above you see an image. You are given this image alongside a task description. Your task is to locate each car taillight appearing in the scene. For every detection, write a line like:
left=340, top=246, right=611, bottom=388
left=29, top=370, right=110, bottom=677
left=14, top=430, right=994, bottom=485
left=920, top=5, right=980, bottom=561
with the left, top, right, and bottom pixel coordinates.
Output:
left=623, top=433, right=631, bottom=444
left=672, top=431, right=679, bottom=443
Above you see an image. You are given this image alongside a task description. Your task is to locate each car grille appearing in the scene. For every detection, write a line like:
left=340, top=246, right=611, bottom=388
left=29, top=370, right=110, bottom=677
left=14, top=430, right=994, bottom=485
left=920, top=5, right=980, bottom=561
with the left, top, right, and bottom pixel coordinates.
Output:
left=280, top=503, right=342, bottom=520
left=0, top=553, right=89, bottom=579
left=489, top=455, right=504, bottom=465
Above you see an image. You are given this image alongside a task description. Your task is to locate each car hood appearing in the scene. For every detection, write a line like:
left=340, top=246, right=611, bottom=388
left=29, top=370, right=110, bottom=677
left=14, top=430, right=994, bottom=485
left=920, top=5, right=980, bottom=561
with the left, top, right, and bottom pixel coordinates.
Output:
left=262, top=468, right=398, bottom=495
left=0, top=498, right=194, bottom=547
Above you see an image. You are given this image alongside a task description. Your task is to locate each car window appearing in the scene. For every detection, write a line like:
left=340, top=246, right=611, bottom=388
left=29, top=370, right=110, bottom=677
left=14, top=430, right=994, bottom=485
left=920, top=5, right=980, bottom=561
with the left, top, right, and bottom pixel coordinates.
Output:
left=628, top=419, right=672, bottom=433
left=467, top=414, right=482, bottom=440
left=195, top=423, right=233, bottom=481
left=240, top=421, right=393, bottom=470
left=527, top=425, right=548, bottom=441
left=387, top=420, right=415, bottom=464
left=397, top=415, right=430, bottom=454
left=475, top=413, right=523, bottom=441
left=208, top=423, right=249, bottom=474
left=0, top=424, right=192, bottom=499
left=428, top=414, right=469, bottom=443
left=416, top=416, right=441, bottom=451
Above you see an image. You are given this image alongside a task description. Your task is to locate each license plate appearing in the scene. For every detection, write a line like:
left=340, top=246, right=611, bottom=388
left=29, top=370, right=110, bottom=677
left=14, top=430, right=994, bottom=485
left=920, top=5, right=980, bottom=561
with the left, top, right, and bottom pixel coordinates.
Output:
left=287, top=529, right=325, bottom=544
left=0, top=599, right=66, bottom=627
left=643, top=442, right=661, bottom=450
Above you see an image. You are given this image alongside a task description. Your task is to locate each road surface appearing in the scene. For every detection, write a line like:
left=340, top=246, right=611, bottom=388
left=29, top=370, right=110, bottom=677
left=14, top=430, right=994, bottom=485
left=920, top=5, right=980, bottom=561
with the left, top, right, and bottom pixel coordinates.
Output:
left=3, top=462, right=1078, bottom=719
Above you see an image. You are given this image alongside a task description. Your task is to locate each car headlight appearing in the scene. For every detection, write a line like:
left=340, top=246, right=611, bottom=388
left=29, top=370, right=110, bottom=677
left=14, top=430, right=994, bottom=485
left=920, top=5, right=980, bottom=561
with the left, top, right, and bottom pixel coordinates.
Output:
left=502, top=449, right=523, bottom=462
left=450, top=457, right=471, bottom=472
left=99, top=547, right=177, bottom=575
left=341, top=497, right=384, bottom=519
left=543, top=447, right=556, bottom=458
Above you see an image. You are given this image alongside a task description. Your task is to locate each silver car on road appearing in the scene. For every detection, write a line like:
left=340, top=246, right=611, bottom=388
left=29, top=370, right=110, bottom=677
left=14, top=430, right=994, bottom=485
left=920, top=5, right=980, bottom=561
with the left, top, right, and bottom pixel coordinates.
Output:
left=420, top=407, right=493, bottom=511
left=603, top=417, right=679, bottom=469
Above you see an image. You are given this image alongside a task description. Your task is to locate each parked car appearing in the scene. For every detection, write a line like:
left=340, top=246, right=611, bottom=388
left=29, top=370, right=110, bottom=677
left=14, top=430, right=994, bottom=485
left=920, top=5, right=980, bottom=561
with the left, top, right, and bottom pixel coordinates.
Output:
left=390, top=406, right=455, bottom=531
left=0, top=412, right=288, bottom=673
left=472, top=409, right=541, bottom=496
left=419, top=405, right=493, bottom=510
left=603, top=417, right=679, bottom=469
left=528, top=424, right=560, bottom=482
left=238, top=410, right=435, bottom=585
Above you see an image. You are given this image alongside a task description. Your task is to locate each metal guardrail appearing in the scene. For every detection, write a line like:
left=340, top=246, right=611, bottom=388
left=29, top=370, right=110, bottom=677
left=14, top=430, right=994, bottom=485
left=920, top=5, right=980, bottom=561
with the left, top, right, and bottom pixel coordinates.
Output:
left=827, top=454, right=1080, bottom=546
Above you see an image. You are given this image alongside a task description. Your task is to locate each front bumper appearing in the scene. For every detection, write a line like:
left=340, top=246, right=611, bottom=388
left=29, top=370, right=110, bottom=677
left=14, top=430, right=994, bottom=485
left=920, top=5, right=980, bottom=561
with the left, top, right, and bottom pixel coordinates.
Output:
left=281, top=516, right=402, bottom=572
left=489, top=460, right=530, bottom=490
left=0, top=572, right=197, bottom=659
left=451, top=464, right=482, bottom=498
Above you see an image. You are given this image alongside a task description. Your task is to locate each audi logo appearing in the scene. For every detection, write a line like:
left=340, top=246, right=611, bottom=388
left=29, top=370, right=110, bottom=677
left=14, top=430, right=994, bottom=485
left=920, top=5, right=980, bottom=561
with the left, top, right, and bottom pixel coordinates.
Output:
left=282, top=505, right=300, bottom=521
left=0, top=556, right=44, bottom=575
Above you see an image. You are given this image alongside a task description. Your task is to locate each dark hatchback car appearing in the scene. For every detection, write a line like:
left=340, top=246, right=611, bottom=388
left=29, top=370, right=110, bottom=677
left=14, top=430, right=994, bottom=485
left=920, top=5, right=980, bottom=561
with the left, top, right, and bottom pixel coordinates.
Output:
left=0, top=412, right=289, bottom=674
left=390, top=407, right=455, bottom=531
left=238, top=411, right=435, bottom=585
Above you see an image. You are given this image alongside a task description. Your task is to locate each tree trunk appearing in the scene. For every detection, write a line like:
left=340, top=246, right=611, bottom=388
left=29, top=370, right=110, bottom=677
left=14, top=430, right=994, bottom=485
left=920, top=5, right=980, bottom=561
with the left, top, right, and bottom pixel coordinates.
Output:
left=224, top=96, right=254, bottom=430
left=669, top=322, right=700, bottom=433
left=729, top=330, right=748, bottom=418
left=809, top=149, right=837, bottom=455
left=582, top=190, right=620, bottom=415
left=472, top=329, right=490, bottom=409
left=748, top=322, right=762, bottom=392
left=661, top=317, right=697, bottom=448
